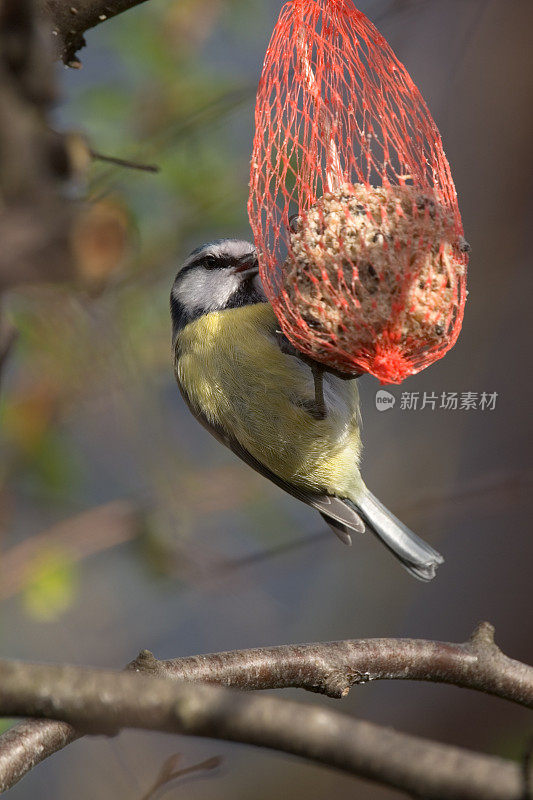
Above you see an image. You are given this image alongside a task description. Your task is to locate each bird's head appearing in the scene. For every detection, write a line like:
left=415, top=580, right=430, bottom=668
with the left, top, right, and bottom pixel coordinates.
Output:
left=170, top=239, right=265, bottom=339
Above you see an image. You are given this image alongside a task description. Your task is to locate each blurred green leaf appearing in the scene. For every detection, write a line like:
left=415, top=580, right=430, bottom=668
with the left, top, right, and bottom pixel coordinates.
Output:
left=22, top=548, right=77, bottom=622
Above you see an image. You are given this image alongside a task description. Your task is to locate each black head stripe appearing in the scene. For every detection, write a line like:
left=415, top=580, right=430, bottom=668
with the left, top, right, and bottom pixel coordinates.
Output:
left=170, top=293, right=191, bottom=341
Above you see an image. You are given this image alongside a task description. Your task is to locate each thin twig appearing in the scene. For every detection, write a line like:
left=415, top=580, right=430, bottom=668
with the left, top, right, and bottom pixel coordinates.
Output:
left=137, top=753, right=222, bottom=800
left=90, top=150, right=159, bottom=173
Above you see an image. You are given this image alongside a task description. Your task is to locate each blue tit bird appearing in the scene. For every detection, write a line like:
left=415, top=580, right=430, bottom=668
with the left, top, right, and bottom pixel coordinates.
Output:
left=170, top=238, right=444, bottom=580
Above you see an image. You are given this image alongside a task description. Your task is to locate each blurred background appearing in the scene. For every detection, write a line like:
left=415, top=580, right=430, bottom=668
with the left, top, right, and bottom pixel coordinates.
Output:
left=1, top=0, right=532, bottom=797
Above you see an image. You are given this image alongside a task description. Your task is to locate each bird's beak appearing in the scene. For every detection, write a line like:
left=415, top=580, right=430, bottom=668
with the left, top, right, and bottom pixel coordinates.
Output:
left=233, top=254, right=259, bottom=278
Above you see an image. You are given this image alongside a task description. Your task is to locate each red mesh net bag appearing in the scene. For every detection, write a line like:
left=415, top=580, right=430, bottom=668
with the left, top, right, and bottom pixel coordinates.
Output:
left=248, top=0, right=468, bottom=384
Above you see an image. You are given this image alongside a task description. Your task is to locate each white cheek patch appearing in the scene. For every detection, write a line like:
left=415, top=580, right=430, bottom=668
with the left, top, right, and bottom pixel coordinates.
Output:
left=174, top=269, right=240, bottom=313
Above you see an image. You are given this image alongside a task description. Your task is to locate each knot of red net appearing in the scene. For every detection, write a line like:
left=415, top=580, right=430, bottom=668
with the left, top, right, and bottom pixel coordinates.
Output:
left=248, top=0, right=468, bottom=384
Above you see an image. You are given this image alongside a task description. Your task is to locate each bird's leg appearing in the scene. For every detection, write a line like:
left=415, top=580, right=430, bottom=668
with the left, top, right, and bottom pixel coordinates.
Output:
left=310, top=362, right=327, bottom=420
left=275, top=330, right=326, bottom=419
left=275, top=329, right=362, bottom=419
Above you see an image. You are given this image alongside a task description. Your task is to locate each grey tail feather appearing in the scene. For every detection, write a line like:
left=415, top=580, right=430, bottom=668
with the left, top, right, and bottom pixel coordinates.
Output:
left=319, top=513, right=353, bottom=546
left=311, top=495, right=366, bottom=546
left=350, top=489, right=444, bottom=581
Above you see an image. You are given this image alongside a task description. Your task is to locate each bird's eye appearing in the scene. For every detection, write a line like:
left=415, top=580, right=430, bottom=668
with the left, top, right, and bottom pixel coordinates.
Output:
left=203, top=255, right=218, bottom=269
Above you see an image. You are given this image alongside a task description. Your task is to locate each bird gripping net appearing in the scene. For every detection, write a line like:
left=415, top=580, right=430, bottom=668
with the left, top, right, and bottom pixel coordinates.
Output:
left=248, top=0, right=468, bottom=384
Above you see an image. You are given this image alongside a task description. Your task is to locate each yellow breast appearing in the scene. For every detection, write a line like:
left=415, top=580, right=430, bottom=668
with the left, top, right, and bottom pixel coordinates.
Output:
left=174, top=303, right=363, bottom=498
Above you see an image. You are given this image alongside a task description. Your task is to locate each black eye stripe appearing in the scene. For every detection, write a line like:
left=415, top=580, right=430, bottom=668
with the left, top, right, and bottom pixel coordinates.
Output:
left=179, top=246, right=256, bottom=276
left=185, top=255, right=234, bottom=271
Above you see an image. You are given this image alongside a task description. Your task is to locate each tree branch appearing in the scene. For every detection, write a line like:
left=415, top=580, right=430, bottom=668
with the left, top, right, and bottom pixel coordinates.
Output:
left=0, top=658, right=527, bottom=800
left=0, top=0, right=76, bottom=290
left=0, top=0, right=157, bottom=291
left=128, top=622, right=533, bottom=705
left=0, top=719, right=76, bottom=792
left=0, top=623, right=531, bottom=795
left=37, top=0, right=151, bottom=65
